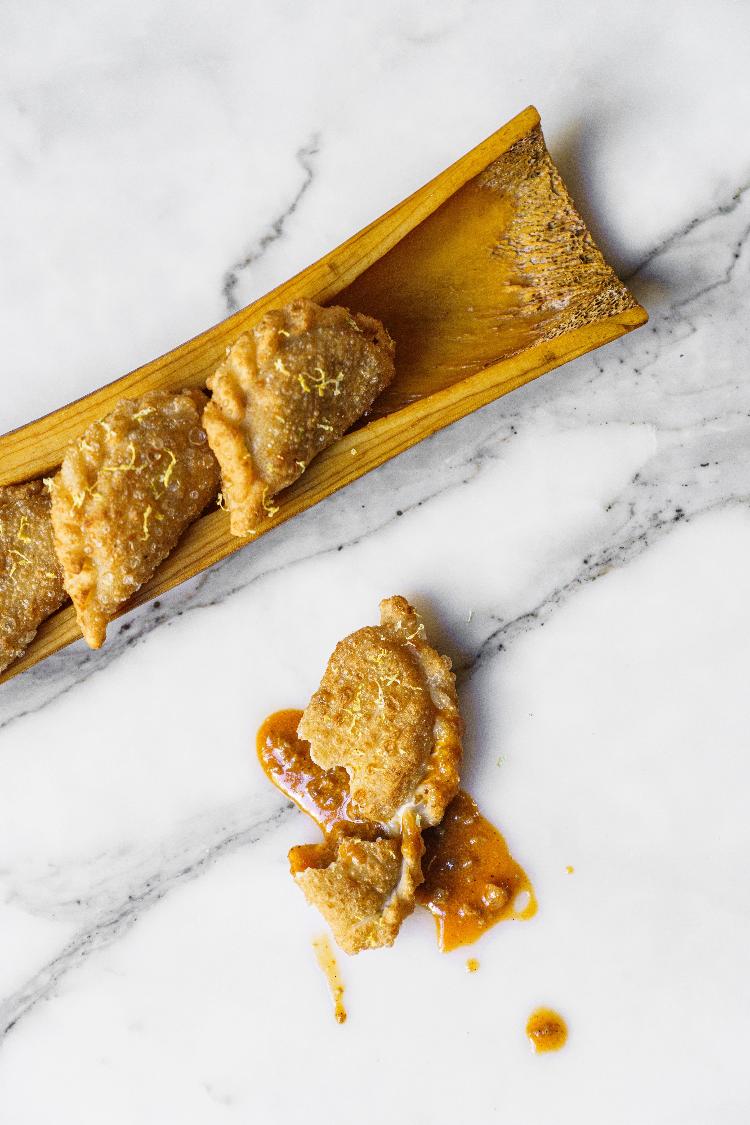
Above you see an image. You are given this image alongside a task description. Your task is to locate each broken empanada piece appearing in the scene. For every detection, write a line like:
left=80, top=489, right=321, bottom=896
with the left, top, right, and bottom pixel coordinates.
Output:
left=49, top=388, right=219, bottom=648
left=298, top=595, right=462, bottom=828
left=204, top=298, right=395, bottom=536
left=290, top=810, right=424, bottom=955
left=0, top=481, right=66, bottom=673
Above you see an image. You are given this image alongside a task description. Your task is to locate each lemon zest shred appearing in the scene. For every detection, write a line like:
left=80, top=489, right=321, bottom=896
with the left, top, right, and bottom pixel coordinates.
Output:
left=102, top=441, right=137, bottom=473
left=261, top=487, right=279, bottom=519
left=16, top=516, right=31, bottom=543
left=161, top=449, right=177, bottom=488
left=141, top=505, right=153, bottom=541
left=216, top=491, right=228, bottom=511
left=9, top=548, right=31, bottom=564
left=132, top=407, right=155, bottom=421
left=343, top=685, right=366, bottom=733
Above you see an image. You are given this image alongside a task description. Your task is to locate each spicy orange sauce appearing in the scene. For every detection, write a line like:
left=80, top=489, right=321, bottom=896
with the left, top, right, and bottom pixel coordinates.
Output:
left=312, top=934, right=347, bottom=1025
left=256, top=710, right=536, bottom=953
left=416, top=789, right=537, bottom=951
left=526, top=1008, right=567, bottom=1053
left=256, top=709, right=367, bottom=834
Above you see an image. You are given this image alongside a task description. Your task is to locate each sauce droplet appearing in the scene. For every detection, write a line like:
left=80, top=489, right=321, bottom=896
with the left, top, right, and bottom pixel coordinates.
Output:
left=565, top=865, right=574, bottom=875
left=465, top=958, right=480, bottom=973
left=526, top=1008, right=567, bottom=1053
left=312, top=935, right=347, bottom=1024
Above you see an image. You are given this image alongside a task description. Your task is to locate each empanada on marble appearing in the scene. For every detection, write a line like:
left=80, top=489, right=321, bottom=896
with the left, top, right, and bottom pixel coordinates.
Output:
left=298, top=596, right=462, bottom=828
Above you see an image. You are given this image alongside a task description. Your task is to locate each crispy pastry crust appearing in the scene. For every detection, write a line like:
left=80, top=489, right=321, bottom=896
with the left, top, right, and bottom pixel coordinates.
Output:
left=204, top=298, right=395, bottom=536
left=0, top=481, right=66, bottom=672
left=290, top=810, right=425, bottom=954
left=298, top=595, right=462, bottom=827
left=49, top=388, right=219, bottom=648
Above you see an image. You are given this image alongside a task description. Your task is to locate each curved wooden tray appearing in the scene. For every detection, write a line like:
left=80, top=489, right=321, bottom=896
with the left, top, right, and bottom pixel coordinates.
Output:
left=0, top=105, right=646, bottom=683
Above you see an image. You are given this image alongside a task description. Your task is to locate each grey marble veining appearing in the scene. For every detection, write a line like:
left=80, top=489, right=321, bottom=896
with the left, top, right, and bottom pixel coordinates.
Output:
left=2, top=3, right=750, bottom=1122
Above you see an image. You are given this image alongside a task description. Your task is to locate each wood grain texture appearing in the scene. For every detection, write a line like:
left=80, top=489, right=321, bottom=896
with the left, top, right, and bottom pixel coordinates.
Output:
left=0, top=105, right=647, bottom=683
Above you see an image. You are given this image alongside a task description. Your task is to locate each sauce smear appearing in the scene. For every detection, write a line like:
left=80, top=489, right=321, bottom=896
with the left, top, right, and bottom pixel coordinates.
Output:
left=257, top=709, right=367, bottom=833
left=526, top=1008, right=567, bottom=1053
left=312, top=935, right=347, bottom=1024
left=417, top=790, right=537, bottom=951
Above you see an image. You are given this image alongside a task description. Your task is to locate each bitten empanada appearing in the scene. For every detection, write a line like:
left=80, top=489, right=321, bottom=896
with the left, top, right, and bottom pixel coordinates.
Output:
left=286, top=596, right=462, bottom=953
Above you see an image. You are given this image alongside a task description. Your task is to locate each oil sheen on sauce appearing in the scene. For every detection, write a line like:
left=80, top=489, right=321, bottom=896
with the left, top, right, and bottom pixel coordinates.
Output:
left=526, top=1008, right=568, bottom=1053
left=416, top=789, right=537, bottom=952
left=256, top=709, right=536, bottom=954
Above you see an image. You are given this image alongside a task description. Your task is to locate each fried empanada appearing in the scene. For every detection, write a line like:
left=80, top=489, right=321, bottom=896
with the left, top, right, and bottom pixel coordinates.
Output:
left=49, top=388, right=219, bottom=648
left=204, top=298, right=395, bottom=536
left=0, top=481, right=66, bottom=672
left=298, top=596, right=462, bottom=828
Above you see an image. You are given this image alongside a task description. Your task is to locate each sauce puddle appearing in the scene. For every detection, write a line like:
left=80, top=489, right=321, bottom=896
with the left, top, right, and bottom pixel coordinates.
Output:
left=417, top=790, right=537, bottom=951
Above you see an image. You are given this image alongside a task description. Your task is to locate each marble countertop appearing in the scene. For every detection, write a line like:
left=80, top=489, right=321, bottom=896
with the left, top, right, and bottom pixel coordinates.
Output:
left=2, top=2, right=750, bottom=1122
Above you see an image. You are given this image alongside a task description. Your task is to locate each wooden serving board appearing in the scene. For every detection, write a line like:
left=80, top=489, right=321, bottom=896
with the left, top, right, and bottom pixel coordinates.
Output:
left=0, top=105, right=646, bottom=683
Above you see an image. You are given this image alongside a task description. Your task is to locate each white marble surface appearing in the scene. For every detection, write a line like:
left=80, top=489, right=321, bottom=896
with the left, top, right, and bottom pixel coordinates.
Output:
left=2, top=2, right=750, bottom=1121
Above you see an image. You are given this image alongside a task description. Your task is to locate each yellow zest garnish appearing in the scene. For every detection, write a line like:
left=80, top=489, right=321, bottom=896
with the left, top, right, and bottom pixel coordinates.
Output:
left=8, top=560, right=16, bottom=579
left=141, top=505, right=152, bottom=541
left=161, top=449, right=177, bottom=489
left=217, top=491, right=228, bottom=511
left=132, top=407, right=155, bottom=421
left=261, top=487, right=279, bottom=519
left=343, top=685, right=365, bottom=733
left=9, top=548, right=31, bottom=564
left=17, top=516, right=31, bottom=543
left=296, top=371, right=310, bottom=393
left=333, top=371, right=344, bottom=396
left=277, top=328, right=290, bottom=337
left=295, top=461, right=306, bottom=472
left=102, top=441, right=137, bottom=473
left=44, top=570, right=58, bottom=579
left=317, top=422, right=333, bottom=433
